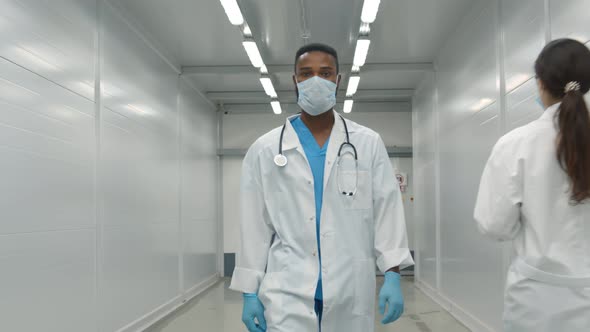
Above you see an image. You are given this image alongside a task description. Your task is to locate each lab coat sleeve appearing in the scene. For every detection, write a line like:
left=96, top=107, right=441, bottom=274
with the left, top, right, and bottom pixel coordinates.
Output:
left=372, top=135, right=415, bottom=273
left=229, top=144, right=275, bottom=294
left=474, top=138, right=523, bottom=241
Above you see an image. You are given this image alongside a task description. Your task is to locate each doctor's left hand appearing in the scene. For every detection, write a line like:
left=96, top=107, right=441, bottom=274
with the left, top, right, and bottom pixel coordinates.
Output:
left=379, top=271, right=404, bottom=324
left=242, top=293, right=267, bottom=332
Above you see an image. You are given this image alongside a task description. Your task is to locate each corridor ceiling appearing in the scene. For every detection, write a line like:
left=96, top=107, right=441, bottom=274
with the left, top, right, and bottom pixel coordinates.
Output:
left=118, top=0, right=475, bottom=113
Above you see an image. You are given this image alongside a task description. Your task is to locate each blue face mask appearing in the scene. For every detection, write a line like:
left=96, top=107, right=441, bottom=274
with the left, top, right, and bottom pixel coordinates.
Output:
left=535, top=95, right=545, bottom=109
left=296, top=76, right=337, bottom=116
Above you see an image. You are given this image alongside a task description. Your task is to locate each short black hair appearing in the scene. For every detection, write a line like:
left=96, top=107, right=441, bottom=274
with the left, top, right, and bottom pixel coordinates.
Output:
left=294, top=43, right=339, bottom=73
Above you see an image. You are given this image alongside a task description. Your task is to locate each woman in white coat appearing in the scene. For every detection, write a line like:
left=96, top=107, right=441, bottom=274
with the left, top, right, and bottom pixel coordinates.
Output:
left=475, top=38, right=590, bottom=332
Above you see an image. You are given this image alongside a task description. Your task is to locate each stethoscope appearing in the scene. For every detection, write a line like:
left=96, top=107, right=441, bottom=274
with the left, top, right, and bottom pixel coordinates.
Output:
left=274, top=114, right=359, bottom=196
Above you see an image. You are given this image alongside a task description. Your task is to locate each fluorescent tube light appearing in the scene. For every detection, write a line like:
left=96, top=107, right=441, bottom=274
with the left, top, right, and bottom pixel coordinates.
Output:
left=353, top=38, right=371, bottom=67
left=242, top=40, right=264, bottom=68
left=260, top=77, right=277, bottom=98
left=359, top=22, right=371, bottom=35
left=343, top=99, right=354, bottom=113
left=361, top=0, right=381, bottom=23
left=219, top=0, right=244, bottom=25
left=243, top=24, right=252, bottom=37
left=271, top=101, right=282, bottom=114
left=346, top=75, right=361, bottom=96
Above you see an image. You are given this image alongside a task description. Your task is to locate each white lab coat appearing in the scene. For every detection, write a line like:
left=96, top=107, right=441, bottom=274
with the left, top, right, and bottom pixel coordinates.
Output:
left=230, top=111, right=414, bottom=332
left=475, top=102, right=590, bottom=332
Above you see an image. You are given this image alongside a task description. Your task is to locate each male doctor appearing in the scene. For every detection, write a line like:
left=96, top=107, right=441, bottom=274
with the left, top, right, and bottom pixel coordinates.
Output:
left=230, top=43, right=414, bottom=332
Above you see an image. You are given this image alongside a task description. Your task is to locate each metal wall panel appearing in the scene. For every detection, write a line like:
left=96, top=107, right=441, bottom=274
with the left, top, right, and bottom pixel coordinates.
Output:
left=179, top=79, right=219, bottom=292
left=0, top=0, right=97, bottom=100
left=413, top=0, right=590, bottom=331
left=550, top=0, right=590, bottom=44
left=99, top=3, right=181, bottom=331
left=435, top=1, right=504, bottom=330
left=0, top=1, right=96, bottom=330
left=502, top=0, right=546, bottom=131
left=412, top=74, right=438, bottom=289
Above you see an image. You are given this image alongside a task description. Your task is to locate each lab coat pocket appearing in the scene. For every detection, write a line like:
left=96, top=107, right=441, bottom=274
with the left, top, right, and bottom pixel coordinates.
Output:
left=258, top=272, right=284, bottom=326
left=352, top=259, right=377, bottom=316
left=339, top=171, right=372, bottom=210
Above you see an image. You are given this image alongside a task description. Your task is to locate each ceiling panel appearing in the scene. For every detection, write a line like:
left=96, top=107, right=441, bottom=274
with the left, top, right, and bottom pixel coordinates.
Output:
left=118, top=0, right=249, bottom=66
left=241, top=0, right=364, bottom=65
left=369, top=0, right=476, bottom=62
left=117, top=0, right=477, bottom=110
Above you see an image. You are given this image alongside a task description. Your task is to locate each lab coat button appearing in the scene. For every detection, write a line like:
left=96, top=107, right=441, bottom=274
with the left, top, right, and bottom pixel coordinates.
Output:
left=312, top=250, right=317, bottom=257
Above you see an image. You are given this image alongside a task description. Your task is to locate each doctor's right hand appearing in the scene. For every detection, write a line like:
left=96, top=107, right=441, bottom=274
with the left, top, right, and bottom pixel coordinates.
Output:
left=242, top=293, right=267, bottom=332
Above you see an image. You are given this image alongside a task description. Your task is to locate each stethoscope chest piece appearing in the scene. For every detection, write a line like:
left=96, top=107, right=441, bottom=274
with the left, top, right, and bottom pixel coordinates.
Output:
left=274, top=154, right=288, bottom=167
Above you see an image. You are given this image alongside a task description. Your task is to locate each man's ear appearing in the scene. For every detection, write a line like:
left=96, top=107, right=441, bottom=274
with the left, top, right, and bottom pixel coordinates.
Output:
left=293, top=74, right=299, bottom=98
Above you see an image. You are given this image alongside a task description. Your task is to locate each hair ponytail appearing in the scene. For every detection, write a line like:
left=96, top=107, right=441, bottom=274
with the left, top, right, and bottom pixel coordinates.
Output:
left=556, top=88, right=590, bottom=204
left=535, top=38, right=590, bottom=204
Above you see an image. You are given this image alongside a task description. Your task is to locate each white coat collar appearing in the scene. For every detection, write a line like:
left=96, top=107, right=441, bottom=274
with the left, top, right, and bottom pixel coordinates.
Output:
left=540, top=102, right=562, bottom=121
left=281, top=110, right=355, bottom=190
left=281, top=110, right=355, bottom=152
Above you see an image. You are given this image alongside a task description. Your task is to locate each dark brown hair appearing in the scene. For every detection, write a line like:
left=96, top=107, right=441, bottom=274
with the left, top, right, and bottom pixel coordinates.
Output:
left=535, top=38, right=590, bottom=204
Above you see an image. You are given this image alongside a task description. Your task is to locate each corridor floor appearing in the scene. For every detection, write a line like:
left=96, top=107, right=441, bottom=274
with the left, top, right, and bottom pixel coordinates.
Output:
left=146, top=277, right=470, bottom=332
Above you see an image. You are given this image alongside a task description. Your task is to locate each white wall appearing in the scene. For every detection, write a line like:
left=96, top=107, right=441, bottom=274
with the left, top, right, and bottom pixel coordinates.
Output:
left=0, top=1, right=219, bottom=331
left=412, top=1, right=590, bottom=331
left=222, top=110, right=414, bottom=253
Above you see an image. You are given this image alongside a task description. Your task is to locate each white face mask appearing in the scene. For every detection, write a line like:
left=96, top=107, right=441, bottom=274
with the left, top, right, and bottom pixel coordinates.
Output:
left=296, top=76, right=337, bottom=116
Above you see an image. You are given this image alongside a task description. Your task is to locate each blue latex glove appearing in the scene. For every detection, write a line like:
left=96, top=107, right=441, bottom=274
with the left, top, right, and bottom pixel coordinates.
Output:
left=242, top=293, right=267, bottom=332
left=379, top=271, right=404, bottom=324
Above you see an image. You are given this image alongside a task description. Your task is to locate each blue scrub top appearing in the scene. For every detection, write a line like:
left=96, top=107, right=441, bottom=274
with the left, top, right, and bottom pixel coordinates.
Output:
left=291, top=116, right=329, bottom=301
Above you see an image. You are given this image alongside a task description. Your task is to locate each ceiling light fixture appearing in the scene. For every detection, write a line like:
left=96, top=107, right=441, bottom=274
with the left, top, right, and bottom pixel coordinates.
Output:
left=359, top=22, right=371, bottom=35
left=242, top=40, right=264, bottom=68
left=361, top=0, right=381, bottom=23
left=260, top=76, right=278, bottom=98
left=271, top=100, right=282, bottom=114
left=219, top=0, right=244, bottom=25
left=343, top=99, right=354, bottom=113
left=346, top=75, right=361, bottom=96
left=353, top=38, right=371, bottom=67
left=243, top=24, right=252, bottom=37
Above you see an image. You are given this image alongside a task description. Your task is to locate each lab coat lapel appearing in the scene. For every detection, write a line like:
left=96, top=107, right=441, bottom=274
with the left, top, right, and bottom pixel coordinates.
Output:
left=323, top=110, right=346, bottom=191
left=281, top=116, right=309, bottom=165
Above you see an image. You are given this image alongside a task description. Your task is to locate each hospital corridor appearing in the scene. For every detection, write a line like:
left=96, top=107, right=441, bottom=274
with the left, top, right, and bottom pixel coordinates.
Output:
left=1, top=1, right=590, bottom=332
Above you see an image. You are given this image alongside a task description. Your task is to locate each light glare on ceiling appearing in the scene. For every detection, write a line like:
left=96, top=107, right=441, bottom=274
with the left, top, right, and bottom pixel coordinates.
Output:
left=219, top=0, right=244, bottom=25
left=506, top=73, right=533, bottom=92
left=470, top=98, right=494, bottom=112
